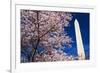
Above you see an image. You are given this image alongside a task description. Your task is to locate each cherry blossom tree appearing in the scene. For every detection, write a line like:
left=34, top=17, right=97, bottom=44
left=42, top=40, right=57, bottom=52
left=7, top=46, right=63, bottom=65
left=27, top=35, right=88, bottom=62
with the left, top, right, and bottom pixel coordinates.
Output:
left=21, top=10, right=74, bottom=62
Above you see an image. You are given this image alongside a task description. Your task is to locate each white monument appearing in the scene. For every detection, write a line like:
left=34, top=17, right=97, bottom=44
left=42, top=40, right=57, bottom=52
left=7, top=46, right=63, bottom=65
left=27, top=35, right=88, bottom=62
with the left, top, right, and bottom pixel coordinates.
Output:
left=74, top=19, right=85, bottom=60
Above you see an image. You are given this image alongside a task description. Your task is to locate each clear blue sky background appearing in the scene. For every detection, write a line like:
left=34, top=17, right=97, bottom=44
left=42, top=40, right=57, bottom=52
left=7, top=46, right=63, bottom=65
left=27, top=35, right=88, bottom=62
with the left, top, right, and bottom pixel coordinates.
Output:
left=64, top=12, right=90, bottom=59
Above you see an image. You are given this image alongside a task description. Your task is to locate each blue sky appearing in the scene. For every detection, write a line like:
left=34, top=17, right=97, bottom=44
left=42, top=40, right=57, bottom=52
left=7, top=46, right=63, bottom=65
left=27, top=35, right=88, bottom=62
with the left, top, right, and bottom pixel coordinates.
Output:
left=64, top=12, right=90, bottom=59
